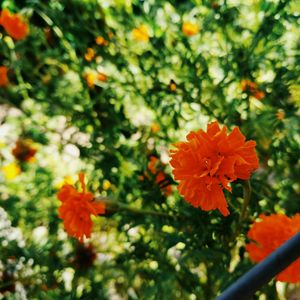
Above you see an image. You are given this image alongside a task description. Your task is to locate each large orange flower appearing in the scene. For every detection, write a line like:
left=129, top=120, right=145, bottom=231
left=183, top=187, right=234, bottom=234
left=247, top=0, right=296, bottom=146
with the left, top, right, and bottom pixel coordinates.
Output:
left=0, top=9, right=29, bottom=40
left=57, top=173, right=105, bottom=242
left=169, top=122, right=258, bottom=216
left=0, top=66, right=9, bottom=87
left=246, top=214, right=300, bottom=283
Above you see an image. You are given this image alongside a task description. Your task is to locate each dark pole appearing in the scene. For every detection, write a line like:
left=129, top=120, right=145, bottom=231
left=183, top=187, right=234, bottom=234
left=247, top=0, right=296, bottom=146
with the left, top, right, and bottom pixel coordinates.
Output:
left=216, top=232, right=300, bottom=300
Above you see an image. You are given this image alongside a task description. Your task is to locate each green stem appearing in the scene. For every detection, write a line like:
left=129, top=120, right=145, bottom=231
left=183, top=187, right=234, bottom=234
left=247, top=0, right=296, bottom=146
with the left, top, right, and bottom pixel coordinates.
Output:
left=35, top=9, right=78, bottom=63
left=232, top=180, right=252, bottom=242
left=6, top=37, right=30, bottom=101
left=95, top=197, right=180, bottom=220
left=239, top=180, right=252, bottom=225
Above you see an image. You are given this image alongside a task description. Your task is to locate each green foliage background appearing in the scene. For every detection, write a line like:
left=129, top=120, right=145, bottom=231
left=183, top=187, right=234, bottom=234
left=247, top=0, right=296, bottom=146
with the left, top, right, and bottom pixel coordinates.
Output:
left=0, top=0, right=300, bottom=299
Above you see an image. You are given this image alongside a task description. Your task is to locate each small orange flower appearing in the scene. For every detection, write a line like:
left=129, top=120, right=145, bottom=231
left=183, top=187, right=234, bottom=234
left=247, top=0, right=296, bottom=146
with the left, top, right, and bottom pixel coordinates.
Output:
left=84, top=48, right=95, bottom=61
left=84, top=71, right=107, bottom=88
left=276, top=110, right=285, bottom=120
left=97, top=72, right=108, bottom=82
left=57, top=173, right=105, bottom=242
left=0, top=9, right=29, bottom=40
left=182, top=21, right=199, bottom=36
left=241, top=79, right=265, bottom=100
left=12, top=140, right=37, bottom=162
left=132, top=25, right=150, bottom=42
left=95, top=36, right=109, bottom=46
left=170, top=122, right=258, bottom=216
left=150, top=123, right=160, bottom=133
left=147, top=156, right=172, bottom=196
left=246, top=214, right=300, bottom=283
left=253, top=90, right=265, bottom=100
left=0, top=66, right=9, bottom=87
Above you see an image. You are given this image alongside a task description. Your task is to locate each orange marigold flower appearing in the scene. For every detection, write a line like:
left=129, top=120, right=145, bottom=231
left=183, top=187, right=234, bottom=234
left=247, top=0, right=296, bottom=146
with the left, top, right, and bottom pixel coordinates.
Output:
left=253, top=90, right=265, bottom=100
left=132, top=24, right=150, bottom=42
left=241, top=79, right=265, bottom=100
left=147, top=156, right=172, bottom=196
left=246, top=214, right=300, bottom=283
left=170, top=122, right=258, bottom=216
left=12, top=140, right=37, bottom=162
left=150, top=123, right=160, bottom=133
left=97, top=72, right=108, bottom=82
left=84, top=48, right=95, bottom=61
left=95, top=36, right=109, bottom=46
left=182, top=21, right=199, bottom=36
left=0, top=66, right=9, bottom=87
left=0, top=9, right=29, bottom=40
left=276, top=110, right=285, bottom=120
left=85, top=71, right=107, bottom=88
left=57, top=173, right=105, bottom=242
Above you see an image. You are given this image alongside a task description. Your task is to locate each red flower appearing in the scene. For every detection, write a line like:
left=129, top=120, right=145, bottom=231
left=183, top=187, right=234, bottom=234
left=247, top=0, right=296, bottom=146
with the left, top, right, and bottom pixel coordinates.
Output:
left=246, top=214, right=300, bottom=283
left=169, top=122, right=258, bottom=216
left=0, top=9, right=29, bottom=40
left=57, top=173, right=105, bottom=242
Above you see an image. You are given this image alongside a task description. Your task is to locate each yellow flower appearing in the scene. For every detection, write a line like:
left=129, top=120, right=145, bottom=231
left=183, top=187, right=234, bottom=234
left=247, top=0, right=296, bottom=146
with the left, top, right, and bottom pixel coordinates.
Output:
left=103, top=180, right=111, bottom=190
left=85, top=72, right=96, bottom=88
left=55, top=175, right=75, bottom=189
left=132, top=25, right=150, bottom=42
left=2, top=162, right=21, bottom=180
left=182, top=21, right=199, bottom=36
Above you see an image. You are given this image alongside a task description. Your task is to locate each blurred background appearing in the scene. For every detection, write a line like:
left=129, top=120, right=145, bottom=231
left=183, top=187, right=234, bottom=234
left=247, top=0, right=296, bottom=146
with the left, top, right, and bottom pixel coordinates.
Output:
left=0, top=0, right=299, bottom=299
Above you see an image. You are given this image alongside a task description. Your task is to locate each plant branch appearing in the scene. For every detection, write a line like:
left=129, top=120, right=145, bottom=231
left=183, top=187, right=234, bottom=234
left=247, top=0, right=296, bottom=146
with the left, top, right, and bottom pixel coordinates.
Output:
left=95, top=196, right=181, bottom=220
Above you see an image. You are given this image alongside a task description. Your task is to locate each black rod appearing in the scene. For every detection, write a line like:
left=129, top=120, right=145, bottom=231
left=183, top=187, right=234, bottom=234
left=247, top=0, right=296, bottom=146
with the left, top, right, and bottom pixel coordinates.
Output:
left=216, top=232, right=300, bottom=300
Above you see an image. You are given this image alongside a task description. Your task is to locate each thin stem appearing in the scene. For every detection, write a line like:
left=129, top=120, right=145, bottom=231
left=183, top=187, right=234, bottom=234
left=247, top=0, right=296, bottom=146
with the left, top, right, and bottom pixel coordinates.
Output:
left=230, top=180, right=252, bottom=244
left=6, top=37, right=30, bottom=100
left=239, top=180, right=252, bottom=225
left=230, top=180, right=252, bottom=247
left=95, top=197, right=181, bottom=220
